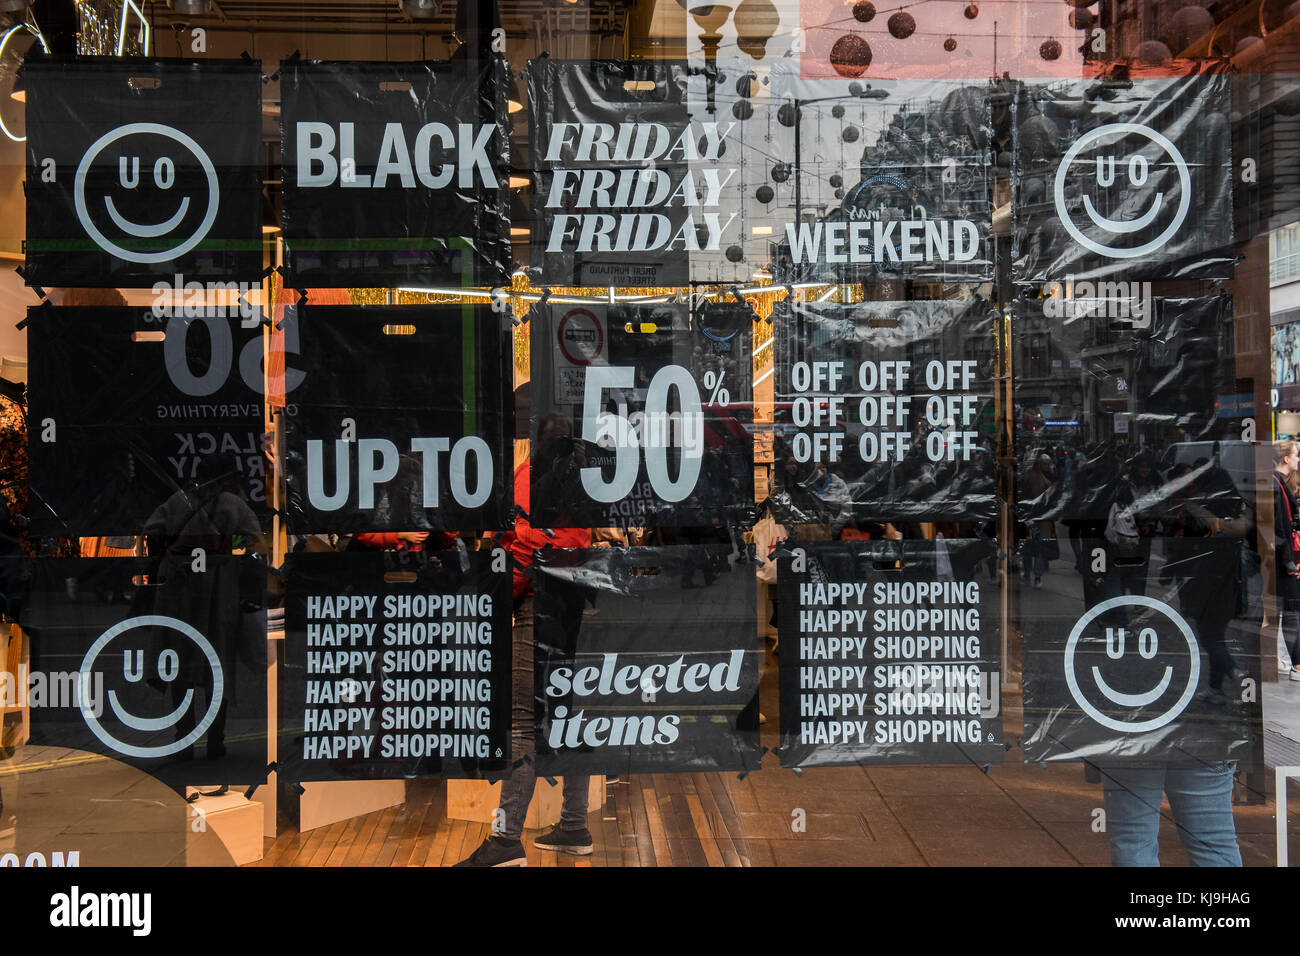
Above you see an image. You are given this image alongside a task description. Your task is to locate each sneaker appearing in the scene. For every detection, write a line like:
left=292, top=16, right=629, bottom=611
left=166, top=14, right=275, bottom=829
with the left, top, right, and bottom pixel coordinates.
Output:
left=1033, top=577, right=1043, bottom=589
left=453, top=836, right=527, bottom=867
left=1198, top=687, right=1230, bottom=706
left=533, top=826, right=594, bottom=855
left=1289, top=668, right=1300, bottom=683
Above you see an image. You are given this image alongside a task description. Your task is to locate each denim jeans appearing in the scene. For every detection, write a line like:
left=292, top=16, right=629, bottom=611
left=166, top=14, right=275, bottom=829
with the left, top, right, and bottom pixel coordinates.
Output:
left=496, top=596, right=590, bottom=841
left=1100, top=762, right=1241, bottom=867
left=1277, top=574, right=1300, bottom=661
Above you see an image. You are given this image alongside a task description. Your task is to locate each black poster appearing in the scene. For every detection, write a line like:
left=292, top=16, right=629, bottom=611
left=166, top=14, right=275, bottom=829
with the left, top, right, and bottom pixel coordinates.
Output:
left=22, top=58, right=262, bottom=288
left=27, top=306, right=268, bottom=537
left=772, top=298, right=997, bottom=526
left=777, top=540, right=1002, bottom=768
left=528, top=59, right=743, bottom=287
left=757, top=73, right=994, bottom=285
left=1020, top=537, right=1261, bottom=765
left=281, top=550, right=511, bottom=781
left=1010, top=295, right=1248, bottom=529
left=529, top=301, right=754, bottom=529
left=20, top=556, right=268, bottom=787
left=533, top=546, right=761, bottom=775
left=280, top=59, right=511, bottom=287
left=1012, top=68, right=1234, bottom=282
left=283, top=305, right=511, bottom=534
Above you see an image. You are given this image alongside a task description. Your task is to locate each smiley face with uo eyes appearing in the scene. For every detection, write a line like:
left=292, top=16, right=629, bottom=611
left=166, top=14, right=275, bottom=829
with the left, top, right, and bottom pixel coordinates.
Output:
left=1053, top=123, right=1192, bottom=260
left=1063, top=595, right=1200, bottom=733
left=78, top=614, right=224, bottom=759
left=73, top=122, right=220, bottom=264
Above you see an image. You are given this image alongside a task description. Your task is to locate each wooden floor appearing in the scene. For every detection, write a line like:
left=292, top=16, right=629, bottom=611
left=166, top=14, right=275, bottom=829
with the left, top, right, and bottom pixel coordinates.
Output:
left=248, top=641, right=1288, bottom=868
left=253, top=772, right=756, bottom=867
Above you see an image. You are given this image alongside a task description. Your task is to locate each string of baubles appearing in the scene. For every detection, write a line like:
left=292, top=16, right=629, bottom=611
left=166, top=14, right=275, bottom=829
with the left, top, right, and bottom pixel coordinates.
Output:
left=829, top=0, right=1099, bottom=77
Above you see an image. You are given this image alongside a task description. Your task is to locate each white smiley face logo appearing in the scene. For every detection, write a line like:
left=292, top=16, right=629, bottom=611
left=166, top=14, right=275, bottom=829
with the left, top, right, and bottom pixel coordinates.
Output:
left=1063, top=595, right=1200, bottom=733
left=1054, top=122, right=1191, bottom=259
left=73, top=122, right=220, bottom=264
left=78, top=614, right=224, bottom=759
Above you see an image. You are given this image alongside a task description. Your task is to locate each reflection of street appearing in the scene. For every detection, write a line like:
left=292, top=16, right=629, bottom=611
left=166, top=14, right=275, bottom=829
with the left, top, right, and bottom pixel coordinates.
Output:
left=3, top=745, right=237, bottom=866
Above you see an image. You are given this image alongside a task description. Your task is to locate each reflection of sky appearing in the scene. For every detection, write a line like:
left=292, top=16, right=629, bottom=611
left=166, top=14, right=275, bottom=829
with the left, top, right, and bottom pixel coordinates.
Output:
left=763, top=61, right=986, bottom=144
left=691, top=0, right=1080, bottom=81
left=678, top=62, right=991, bottom=284
left=692, top=63, right=990, bottom=188
left=803, top=0, right=1080, bottom=80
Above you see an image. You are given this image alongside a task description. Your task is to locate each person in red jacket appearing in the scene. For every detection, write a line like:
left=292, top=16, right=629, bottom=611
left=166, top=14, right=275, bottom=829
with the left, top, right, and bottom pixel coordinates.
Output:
left=351, top=531, right=460, bottom=552
left=457, top=443, right=593, bottom=867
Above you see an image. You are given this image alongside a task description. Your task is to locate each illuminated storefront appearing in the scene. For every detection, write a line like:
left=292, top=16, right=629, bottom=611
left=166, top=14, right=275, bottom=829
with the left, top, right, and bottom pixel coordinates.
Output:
left=0, top=0, right=1296, bottom=881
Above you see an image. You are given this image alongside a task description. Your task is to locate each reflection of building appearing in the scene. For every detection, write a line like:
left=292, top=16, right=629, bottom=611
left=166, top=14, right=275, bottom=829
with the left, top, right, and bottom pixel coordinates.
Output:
left=1271, top=222, right=1300, bottom=412
left=1016, top=295, right=1237, bottom=459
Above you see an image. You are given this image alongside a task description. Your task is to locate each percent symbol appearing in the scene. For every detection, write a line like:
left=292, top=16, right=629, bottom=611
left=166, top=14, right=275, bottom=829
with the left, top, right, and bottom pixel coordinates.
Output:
left=702, top=369, right=730, bottom=406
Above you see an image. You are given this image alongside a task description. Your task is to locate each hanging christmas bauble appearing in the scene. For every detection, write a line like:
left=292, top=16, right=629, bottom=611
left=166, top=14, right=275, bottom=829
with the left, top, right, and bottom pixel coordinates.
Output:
left=852, top=0, right=876, bottom=23
left=1234, top=35, right=1263, bottom=55
left=1135, top=39, right=1172, bottom=63
left=888, top=11, right=916, bottom=38
left=829, top=34, right=873, bottom=77
left=1162, top=5, right=1213, bottom=50
left=700, top=135, right=727, bottom=157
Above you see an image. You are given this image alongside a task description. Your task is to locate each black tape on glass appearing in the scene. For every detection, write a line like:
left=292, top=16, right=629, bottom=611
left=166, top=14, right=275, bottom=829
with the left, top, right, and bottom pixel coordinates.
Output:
left=244, top=761, right=279, bottom=799
left=267, top=56, right=287, bottom=83
left=16, top=299, right=53, bottom=330
left=512, top=504, right=555, bottom=537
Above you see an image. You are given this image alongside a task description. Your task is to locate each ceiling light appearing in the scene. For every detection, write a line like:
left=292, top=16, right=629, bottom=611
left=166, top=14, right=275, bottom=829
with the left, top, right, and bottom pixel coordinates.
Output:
left=399, top=0, right=440, bottom=18
left=170, top=0, right=212, bottom=15
left=1, top=23, right=48, bottom=140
